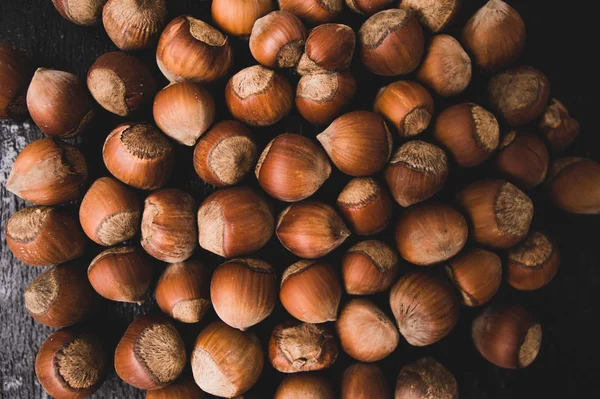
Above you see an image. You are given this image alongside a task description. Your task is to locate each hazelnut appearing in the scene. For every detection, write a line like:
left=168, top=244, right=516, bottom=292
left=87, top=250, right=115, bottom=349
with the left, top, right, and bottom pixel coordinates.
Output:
left=0, top=43, right=34, bottom=120
left=472, top=304, right=542, bottom=369
left=88, top=246, right=153, bottom=303
left=546, top=157, right=600, bottom=214
left=277, top=0, right=342, bottom=25
left=342, top=240, right=400, bottom=295
left=146, top=376, right=204, bottom=399
left=79, top=177, right=141, bottom=246
left=256, top=133, right=331, bottom=202
left=5, top=206, right=86, bottom=267
left=495, top=131, right=549, bottom=189
left=276, top=201, right=350, bottom=259
left=153, top=82, right=216, bottom=146
left=445, top=248, right=502, bottom=307
left=250, top=11, right=307, bottom=68
left=336, top=298, right=399, bottom=362
left=337, top=177, right=393, bottom=236
left=36, top=328, right=107, bottom=399
left=155, top=260, right=211, bottom=323
left=488, top=66, right=551, bottom=127
left=395, top=357, right=458, bottom=399
left=193, top=120, right=258, bottom=187
left=27, top=68, right=95, bottom=138
left=457, top=179, right=533, bottom=248
left=317, top=110, right=393, bottom=176
left=341, top=363, right=391, bottom=399
left=157, top=15, right=233, bottom=83
left=88, top=51, right=157, bottom=117
left=103, top=122, right=175, bottom=190
left=141, top=188, right=198, bottom=262
left=102, top=0, right=167, bottom=50
left=395, top=202, right=468, bottom=266
left=269, top=320, right=338, bottom=373
left=538, top=99, right=579, bottom=153
left=197, top=186, right=274, bottom=257
left=211, top=258, right=277, bottom=330
left=295, top=23, right=355, bottom=75
left=280, top=259, right=342, bottom=323
left=6, top=138, right=87, bottom=205
left=400, top=0, right=461, bottom=32
left=390, top=272, right=460, bottom=346
left=345, top=0, right=393, bottom=15
left=373, top=81, right=434, bottom=137
left=462, top=0, right=525, bottom=73
left=275, top=373, right=335, bottom=399
left=225, top=65, right=293, bottom=126
left=506, top=231, right=560, bottom=291
left=384, top=140, right=449, bottom=207
left=25, top=261, right=97, bottom=328
left=296, top=71, right=356, bottom=125
left=358, top=9, right=424, bottom=76
left=192, top=321, right=263, bottom=397
left=433, top=103, right=500, bottom=168
left=212, top=0, right=274, bottom=37
left=51, top=0, right=106, bottom=26
left=416, top=34, right=472, bottom=97
left=115, top=314, right=186, bottom=390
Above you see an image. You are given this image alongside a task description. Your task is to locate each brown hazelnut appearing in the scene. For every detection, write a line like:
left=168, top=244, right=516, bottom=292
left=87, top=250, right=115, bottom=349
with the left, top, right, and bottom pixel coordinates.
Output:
left=25, top=261, right=97, bottom=328
left=472, top=304, right=542, bottom=369
left=211, top=258, right=277, bottom=330
left=390, top=272, right=460, bottom=346
left=256, top=133, right=331, bottom=202
left=275, top=373, right=335, bottom=399
left=506, top=231, right=560, bottom=291
left=400, top=0, right=461, bottom=32
left=0, top=43, right=34, bottom=120
left=36, top=328, right=107, bottom=399
left=277, top=0, right=342, bottom=25
left=6, top=206, right=86, bottom=267
left=538, top=99, right=579, bottom=153
left=296, top=24, right=355, bottom=75
left=141, top=189, right=198, bottom=262
left=373, top=81, right=434, bottom=137
left=296, top=71, right=356, bottom=125
left=445, top=248, right=502, bottom=307
left=457, top=179, right=533, bottom=248
left=51, top=0, right=107, bottom=26
left=146, top=376, right=204, bottom=399
left=358, top=9, right=424, bottom=76
left=156, top=16, right=233, bottom=83
left=103, top=0, right=167, bottom=50
left=385, top=140, right=449, bottom=207
left=192, top=321, right=263, bottom=397
left=79, top=177, right=141, bottom=246
left=276, top=201, right=350, bottom=258
left=212, top=0, right=274, bottom=37
left=269, top=321, right=338, bottom=373
left=546, top=157, right=600, bottom=215
left=6, top=138, right=88, bottom=205
left=341, top=363, right=391, bottom=399
left=193, top=120, right=258, bottom=187
left=317, top=111, right=393, bottom=176
left=416, top=34, right=472, bottom=97
left=337, top=177, right=393, bottom=235
left=225, top=65, right=293, bottom=126
left=336, top=298, right=399, bottom=362
left=462, top=0, right=525, bottom=73
left=433, top=103, right=500, bottom=168
left=197, top=186, right=274, bottom=257
left=115, top=314, right=186, bottom=390
left=153, top=82, right=215, bottom=146
left=395, top=202, right=468, bottom=266
left=342, top=240, right=400, bottom=295
left=26, top=68, right=95, bottom=138
left=345, top=0, right=393, bottom=15
left=88, top=246, right=153, bottom=303
left=103, top=122, right=175, bottom=190
left=395, top=357, right=458, bottom=399
left=280, top=259, right=342, bottom=323
left=155, top=260, right=211, bottom=323
left=495, top=131, right=549, bottom=189
left=488, top=66, right=551, bottom=127
left=250, top=11, right=307, bottom=68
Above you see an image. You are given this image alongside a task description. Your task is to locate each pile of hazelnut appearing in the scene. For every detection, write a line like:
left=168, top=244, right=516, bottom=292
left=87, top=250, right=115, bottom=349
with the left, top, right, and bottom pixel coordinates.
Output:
left=1, top=0, right=598, bottom=398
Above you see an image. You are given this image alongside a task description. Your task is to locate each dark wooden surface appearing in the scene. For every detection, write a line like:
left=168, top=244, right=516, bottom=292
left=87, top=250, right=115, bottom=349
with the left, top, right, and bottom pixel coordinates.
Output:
left=1, top=0, right=600, bottom=398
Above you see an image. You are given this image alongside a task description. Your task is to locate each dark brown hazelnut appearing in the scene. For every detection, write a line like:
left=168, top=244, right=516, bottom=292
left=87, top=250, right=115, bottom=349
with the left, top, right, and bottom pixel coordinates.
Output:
left=277, top=0, right=343, bottom=25
left=146, top=376, right=204, bottom=399
left=0, top=43, right=34, bottom=120
left=212, top=0, right=274, bottom=37
left=538, top=99, right=580, bottom=153
left=296, top=23, right=355, bottom=75
left=341, top=363, right=391, bottom=399
left=337, top=177, right=393, bottom=236
left=51, top=0, right=107, bottom=26
left=495, top=131, right=549, bottom=189
left=103, top=0, right=167, bottom=50
left=296, top=71, right=356, bottom=125
left=342, top=240, right=400, bottom=295
left=401, top=0, right=461, bottom=32
left=395, top=357, right=458, bottom=399
left=250, top=11, right=307, bottom=68
left=506, top=231, right=560, bottom=291
left=546, top=157, right=600, bottom=215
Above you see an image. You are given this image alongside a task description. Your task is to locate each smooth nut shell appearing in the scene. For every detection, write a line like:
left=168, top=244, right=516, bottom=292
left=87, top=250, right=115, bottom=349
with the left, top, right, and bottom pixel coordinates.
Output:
left=0, top=44, right=34, bottom=120
left=146, top=376, right=204, bottom=399
left=250, top=11, right=307, bottom=68
left=342, top=240, right=400, bottom=295
left=277, top=0, right=343, bottom=25
left=395, top=357, right=458, bottom=399
left=296, top=71, right=356, bottom=125
left=495, top=131, right=549, bottom=189
left=212, top=0, right=274, bottom=37
left=346, top=0, right=393, bottom=15
left=103, top=0, right=167, bottom=50
left=547, top=158, right=600, bottom=215
left=341, top=363, right=391, bottom=399
left=275, top=373, right=335, bottom=399
left=297, top=23, right=355, bottom=74
left=337, top=177, right=393, bottom=236
left=445, top=248, right=502, bottom=306
left=506, top=232, right=560, bottom=291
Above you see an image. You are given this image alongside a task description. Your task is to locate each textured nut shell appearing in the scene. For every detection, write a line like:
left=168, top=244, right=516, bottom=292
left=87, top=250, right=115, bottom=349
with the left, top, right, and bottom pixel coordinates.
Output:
left=103, top=0, right=167, bottom=50
left=445, top=248, right=502, bottom=306
left=296, top=71, right=356, bottom=125
left=395, top=357, right=458, bottom=399
left=342, top=240, right=400, bottom=295
left=538, top=99, right=580, bottom=153
left=337, top=177, right=393, bottom=235
left=506, top=232, right=560, bottom=290
left=400, top=0, right=461, bottom=32
left=51, top=0, right=107, bottom=26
